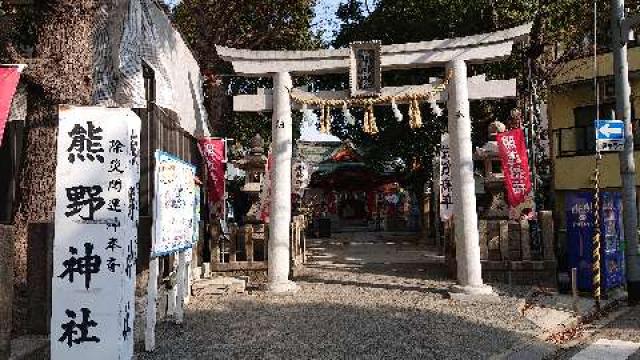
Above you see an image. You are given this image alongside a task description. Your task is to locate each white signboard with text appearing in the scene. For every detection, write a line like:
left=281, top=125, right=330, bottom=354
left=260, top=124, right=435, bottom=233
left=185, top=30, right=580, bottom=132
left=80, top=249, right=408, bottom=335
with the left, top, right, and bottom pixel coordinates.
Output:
left=52, top=106, right=140, bottom=360
left=152, top=151, right=197, bottom=257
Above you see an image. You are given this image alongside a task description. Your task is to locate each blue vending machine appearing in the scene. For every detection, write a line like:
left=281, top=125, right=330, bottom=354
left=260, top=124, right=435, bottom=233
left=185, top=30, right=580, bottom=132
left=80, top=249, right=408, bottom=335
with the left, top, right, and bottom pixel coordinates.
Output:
left=565, top=192, right=625, bottom=292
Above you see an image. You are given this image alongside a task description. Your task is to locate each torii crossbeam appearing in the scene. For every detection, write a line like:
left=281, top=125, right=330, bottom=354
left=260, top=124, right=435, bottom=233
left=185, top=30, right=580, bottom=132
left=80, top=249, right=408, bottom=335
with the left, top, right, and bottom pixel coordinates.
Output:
left=217, top=23, right=531, bottom=295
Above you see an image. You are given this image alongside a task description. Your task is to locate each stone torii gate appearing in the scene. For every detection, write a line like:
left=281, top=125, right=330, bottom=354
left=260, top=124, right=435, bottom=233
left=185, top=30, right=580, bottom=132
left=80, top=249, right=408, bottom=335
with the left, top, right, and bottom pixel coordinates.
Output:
left=216, top=24, right=531, bottom=295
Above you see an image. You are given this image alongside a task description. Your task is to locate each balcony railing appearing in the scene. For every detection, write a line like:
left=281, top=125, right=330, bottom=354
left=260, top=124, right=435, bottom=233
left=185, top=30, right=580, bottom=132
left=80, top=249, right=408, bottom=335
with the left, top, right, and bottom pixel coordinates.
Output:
left=553, top=123, right=640, bottom=157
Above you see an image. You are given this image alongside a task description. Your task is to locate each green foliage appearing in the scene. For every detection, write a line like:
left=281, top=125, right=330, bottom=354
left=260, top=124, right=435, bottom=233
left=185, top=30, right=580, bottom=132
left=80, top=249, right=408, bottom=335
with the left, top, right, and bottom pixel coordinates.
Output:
left=0, top=1, right=39, bottom=61
left=173, top=0, right=320, bottom=73
left=328, top=0, right=635, bottom=196
left=172, top=0, right=319, bottom=145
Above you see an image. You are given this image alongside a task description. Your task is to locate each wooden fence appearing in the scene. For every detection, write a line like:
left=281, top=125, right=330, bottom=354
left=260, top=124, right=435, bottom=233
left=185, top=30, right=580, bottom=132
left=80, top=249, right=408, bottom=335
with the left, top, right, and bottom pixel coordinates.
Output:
left=208, top=215, right=307, bottom=273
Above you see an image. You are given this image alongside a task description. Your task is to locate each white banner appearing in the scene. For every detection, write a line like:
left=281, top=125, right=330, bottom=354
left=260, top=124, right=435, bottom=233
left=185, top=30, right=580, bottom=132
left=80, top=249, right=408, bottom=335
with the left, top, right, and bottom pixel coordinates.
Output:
left=52, top=106, right=140, bottom=359
left=439, top=133, right=454, bottom=221
left=152, top=151, right=197, bottom=256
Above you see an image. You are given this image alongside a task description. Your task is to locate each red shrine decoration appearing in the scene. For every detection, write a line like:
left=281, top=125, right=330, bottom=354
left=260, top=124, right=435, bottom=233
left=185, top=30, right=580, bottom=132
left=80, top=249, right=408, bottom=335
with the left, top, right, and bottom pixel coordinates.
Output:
left=0, top=67, right=21, bottom=146
left=496, top=128, right=532, bottom=207
left=198, top=138, right=226, bottom=209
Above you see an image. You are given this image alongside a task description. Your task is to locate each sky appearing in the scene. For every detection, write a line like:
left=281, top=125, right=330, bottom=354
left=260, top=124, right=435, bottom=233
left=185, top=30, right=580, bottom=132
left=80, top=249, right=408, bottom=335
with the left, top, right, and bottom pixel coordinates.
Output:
left=313, top=0, right=343, bottom=43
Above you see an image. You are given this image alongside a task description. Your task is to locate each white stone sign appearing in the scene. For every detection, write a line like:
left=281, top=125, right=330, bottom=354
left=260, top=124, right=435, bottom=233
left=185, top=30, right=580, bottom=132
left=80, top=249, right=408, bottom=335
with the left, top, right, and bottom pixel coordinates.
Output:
left=152, top=151, right=197, bottom=256
left=439, top=133, right=454, bottom=221
left=52, top=106, right=140, bottom=360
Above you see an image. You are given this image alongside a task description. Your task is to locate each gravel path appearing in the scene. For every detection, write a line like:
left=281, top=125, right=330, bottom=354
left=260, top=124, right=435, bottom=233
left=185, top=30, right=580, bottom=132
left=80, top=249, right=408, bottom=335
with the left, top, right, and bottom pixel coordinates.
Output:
left=136, top=235, right=542, bottom=359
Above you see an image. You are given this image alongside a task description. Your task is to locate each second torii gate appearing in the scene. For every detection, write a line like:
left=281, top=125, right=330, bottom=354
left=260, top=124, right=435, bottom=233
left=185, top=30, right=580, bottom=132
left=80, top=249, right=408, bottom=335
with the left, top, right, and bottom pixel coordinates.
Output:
left=216, top=23, right=531, bottom=295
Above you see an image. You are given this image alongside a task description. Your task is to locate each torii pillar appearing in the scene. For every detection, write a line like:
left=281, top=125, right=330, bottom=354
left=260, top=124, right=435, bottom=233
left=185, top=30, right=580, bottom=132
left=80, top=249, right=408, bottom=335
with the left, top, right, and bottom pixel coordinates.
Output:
left=447, top=59, right=492, bottom=295
left=268, top=72, right=298, bottom=293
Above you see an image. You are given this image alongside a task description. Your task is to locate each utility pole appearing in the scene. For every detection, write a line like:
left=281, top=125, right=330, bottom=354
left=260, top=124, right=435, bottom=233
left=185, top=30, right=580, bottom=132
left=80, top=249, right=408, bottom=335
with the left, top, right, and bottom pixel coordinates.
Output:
left=612, top=0, right=640, bottom=303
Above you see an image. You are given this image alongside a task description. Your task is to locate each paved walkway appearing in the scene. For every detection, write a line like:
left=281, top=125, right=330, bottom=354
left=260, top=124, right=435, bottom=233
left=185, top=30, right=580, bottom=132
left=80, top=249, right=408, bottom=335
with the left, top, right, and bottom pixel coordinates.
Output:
left=136, top=232, right=543, bottom=359
left=552, top=305, right=640, bottom=360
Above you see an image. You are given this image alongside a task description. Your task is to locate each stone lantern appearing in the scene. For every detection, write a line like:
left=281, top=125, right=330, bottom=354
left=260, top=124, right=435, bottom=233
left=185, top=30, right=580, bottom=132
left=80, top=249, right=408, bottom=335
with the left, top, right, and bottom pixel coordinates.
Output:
left=234, top=134, right=267, bottom=224
left=475, top=120, right=509, bottom=219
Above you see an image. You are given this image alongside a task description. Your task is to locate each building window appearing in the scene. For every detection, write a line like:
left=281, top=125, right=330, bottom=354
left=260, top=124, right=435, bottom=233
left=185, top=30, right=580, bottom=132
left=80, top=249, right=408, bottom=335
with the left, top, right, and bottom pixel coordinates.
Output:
left=554, top=103, right=640, bottom=157
left=572, top=103, right=617, bottom=154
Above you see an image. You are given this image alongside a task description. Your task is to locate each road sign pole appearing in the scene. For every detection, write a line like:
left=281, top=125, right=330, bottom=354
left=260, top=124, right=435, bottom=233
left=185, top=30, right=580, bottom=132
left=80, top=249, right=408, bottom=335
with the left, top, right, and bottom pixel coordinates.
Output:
left=613, top=0, right=640, bottom=304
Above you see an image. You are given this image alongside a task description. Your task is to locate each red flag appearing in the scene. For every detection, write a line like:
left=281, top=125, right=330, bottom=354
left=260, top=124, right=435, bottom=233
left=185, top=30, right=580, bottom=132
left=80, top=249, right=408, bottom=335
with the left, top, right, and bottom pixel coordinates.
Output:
left=0, top=67, right=21, bottom=146
left=198, top=138, right=225, bottom=212
left=496, top=128, right=532, bottom=207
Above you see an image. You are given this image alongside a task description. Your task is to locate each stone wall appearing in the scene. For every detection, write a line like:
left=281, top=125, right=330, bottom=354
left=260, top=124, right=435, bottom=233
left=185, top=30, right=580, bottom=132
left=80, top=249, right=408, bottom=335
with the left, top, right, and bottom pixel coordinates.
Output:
left=446, top=211, right=557, bottom=287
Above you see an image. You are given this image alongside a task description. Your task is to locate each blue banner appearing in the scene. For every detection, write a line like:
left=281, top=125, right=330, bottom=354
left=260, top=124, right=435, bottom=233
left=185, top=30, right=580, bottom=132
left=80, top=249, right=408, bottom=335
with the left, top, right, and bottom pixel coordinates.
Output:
left=565, top=191, right=625, bottom=292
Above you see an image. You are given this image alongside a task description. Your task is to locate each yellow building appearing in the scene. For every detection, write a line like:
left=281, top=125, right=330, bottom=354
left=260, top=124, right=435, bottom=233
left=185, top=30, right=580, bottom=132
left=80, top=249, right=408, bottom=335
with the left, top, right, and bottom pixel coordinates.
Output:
left=549, top=47, right=640, bottom=232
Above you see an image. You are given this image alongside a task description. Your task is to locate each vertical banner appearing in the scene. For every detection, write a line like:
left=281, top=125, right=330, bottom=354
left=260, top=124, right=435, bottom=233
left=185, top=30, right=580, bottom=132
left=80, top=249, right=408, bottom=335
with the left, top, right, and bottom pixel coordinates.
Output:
left=439, top=133, right=453, bottom=221
left=496, top=128, right=532, bottom=207
left=600, top=192, right=625, bottom=289
left=197, top=138, right=225, bottom=217
left=566, top=191, right=626, bottom=291
left=153, top=151, right=197, bottom=256
left=0, top=66, right=22, bottom=145
left=52, top=106, right=140, bottom=359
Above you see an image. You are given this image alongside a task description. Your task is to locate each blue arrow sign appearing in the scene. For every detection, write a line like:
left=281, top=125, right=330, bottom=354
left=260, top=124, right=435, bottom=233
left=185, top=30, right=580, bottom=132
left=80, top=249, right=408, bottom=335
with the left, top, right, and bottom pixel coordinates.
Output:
left=595, top=120, right=625, bottom=140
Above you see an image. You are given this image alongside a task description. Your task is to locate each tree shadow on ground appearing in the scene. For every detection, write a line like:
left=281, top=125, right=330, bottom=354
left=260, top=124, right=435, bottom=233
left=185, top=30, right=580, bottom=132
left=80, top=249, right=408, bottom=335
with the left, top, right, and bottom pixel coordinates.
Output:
left=136, top=298, right=543, bottom=360
left=297, top=264, right=451, bottom=297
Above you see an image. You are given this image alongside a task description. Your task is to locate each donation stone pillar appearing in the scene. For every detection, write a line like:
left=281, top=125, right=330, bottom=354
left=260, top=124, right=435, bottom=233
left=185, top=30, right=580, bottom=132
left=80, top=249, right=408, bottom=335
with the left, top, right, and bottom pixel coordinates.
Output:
left=268, top=72, right=298, bottom=293
left=446, top=59, right=493, bottom=295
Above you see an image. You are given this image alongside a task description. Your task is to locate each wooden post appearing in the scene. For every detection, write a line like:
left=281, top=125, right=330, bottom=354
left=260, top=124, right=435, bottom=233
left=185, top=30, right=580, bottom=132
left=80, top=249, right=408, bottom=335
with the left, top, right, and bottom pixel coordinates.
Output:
left=478, top=220, right=489, bottom=260
left=229, top=225, right=237, bottom=263
left=540, top=211, right=556, bottom=261
left=175, top=251, right=185, bottom=324
left=520, top=219, right=531, bottom=261
left=499, top=220, right=510, bottom=261
left=145, top=257, right=159, bottom=352
left=245, top=226, right=254, bottom=262
left=572, top=267, right=579, bottom=315
left=209, top=222, right=220, bottom=267
left=167, top=256, right=178, bottom=316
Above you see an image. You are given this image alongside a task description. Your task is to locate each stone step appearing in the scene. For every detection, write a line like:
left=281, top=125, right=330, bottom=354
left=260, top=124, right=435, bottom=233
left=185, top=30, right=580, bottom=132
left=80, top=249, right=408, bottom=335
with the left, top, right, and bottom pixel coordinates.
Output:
left=571, top=339, right=640, bottom=360
left=192, top=276, right=247, bottom=296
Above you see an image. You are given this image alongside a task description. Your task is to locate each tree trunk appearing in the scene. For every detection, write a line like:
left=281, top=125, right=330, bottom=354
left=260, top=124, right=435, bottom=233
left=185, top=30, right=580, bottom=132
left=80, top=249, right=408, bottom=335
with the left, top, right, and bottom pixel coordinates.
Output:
left=11, top=0, right=99, bottom=335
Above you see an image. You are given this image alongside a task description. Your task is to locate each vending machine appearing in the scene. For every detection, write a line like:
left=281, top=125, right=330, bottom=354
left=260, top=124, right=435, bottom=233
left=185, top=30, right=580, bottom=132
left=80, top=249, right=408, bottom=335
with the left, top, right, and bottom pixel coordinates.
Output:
left=565, top=192, right=625, bottom=292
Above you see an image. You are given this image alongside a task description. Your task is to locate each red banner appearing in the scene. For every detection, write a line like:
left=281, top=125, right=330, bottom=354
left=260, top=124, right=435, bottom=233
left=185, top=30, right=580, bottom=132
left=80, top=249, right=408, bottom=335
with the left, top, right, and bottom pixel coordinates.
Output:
left=198, top=138, right=225, bottom=214
left=496, top=128, right=532, bottom=207
left=0, top=67, right=21, bottom=146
